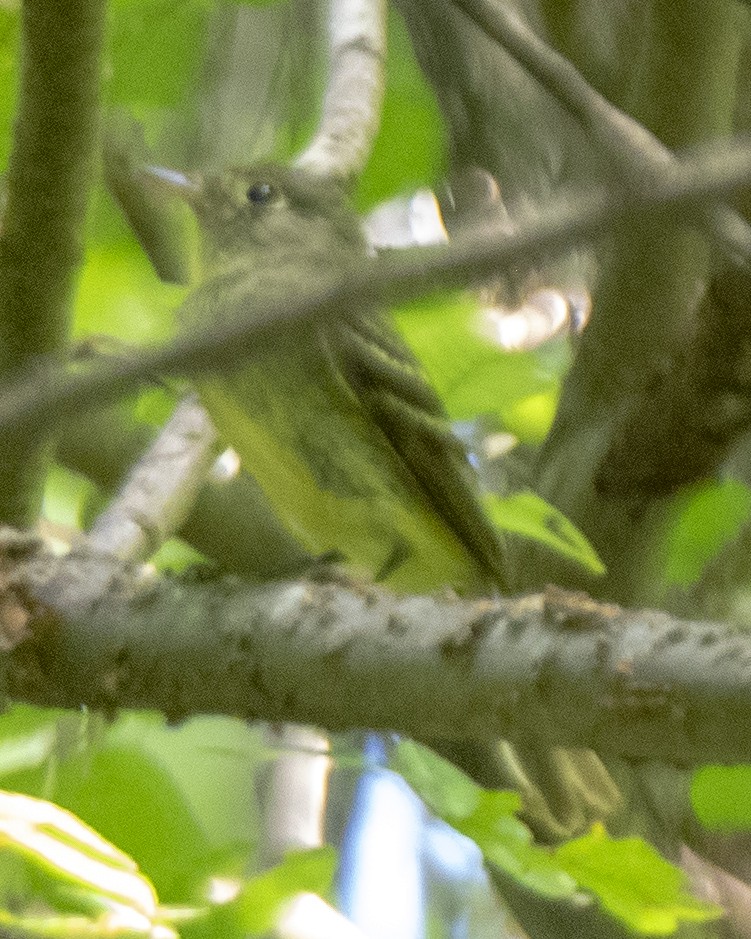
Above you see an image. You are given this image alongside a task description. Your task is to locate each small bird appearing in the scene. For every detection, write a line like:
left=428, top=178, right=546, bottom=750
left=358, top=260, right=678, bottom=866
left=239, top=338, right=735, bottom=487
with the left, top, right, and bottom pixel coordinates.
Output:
left=161, top=162, right=509, bottom=596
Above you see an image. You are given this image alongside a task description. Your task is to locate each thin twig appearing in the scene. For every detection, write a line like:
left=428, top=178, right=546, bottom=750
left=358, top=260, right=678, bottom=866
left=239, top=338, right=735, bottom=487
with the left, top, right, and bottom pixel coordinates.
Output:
left=58, top=407, right=315, bottom=580
left=86, top=395, right=219, bottom=563
left=2, top=138, right=751, bottom=440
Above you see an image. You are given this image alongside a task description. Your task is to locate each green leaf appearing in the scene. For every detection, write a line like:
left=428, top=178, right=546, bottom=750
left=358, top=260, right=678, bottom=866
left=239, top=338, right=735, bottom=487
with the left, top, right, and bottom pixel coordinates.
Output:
left=555, top=824, right=722, bottom=934
left=394, top=292, right=560, bottom=430
left=0, top=789, right=160, bottom=920
left=484, top=490, right=605, bottom=574
left=691, top=764, right=751, bottom=831
left=662, top=479, right=751, bottom=587
left=392, top=741, right=576, bottom=899
left=357, top=7, right=445, bottom=208
left=194, top=847, right=337, bottom=939
left=237, top=847, right=337, bottom=935
left=0, top=707, right=61, bottom=780
left=54, top=745, right=212, bottom=903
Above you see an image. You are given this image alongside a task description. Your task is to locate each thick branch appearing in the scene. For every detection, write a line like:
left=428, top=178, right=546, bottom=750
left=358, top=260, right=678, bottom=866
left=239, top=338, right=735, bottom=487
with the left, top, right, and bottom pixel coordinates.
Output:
left=3, top=139, right=751, bottom=442
left=2, top=533, right=751, bottom=767
left=0, top=0, right=107, bottom=525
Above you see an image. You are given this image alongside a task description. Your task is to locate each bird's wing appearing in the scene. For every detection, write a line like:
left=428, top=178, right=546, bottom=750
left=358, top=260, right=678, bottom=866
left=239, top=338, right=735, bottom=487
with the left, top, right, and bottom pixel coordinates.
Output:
left=324, top=309, right=509, bottom=593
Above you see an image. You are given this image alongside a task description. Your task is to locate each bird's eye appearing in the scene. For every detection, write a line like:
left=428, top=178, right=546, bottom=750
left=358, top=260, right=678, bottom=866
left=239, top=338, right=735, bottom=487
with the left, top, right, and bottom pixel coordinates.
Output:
left=246, top=182, right=274, bottom=205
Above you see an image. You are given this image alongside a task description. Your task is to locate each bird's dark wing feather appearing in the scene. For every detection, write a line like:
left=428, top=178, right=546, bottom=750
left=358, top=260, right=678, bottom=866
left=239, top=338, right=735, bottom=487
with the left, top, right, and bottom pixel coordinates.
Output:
left=325, top=310, right=509, bottom=593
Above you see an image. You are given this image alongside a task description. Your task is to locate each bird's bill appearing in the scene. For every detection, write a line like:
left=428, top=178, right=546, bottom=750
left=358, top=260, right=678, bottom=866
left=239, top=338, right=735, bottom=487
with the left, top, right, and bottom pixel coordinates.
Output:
left=140, top=164, right=204, bottom=208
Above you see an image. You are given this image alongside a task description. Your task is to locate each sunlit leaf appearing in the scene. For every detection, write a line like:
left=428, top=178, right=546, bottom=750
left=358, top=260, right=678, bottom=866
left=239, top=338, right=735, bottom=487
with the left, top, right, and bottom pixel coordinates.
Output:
left=392, top=741, right=576, bottom=899
left=0, top=790, right=161, bottom=923
left=394, top=292, right=560, bottom=428
left=357, top=7, right=445, bottom=208
left=555, top=823, right=722, bottom=934
left=485, top=490, right=605, bottom=574
left=191, top=847, right=337, bottom=939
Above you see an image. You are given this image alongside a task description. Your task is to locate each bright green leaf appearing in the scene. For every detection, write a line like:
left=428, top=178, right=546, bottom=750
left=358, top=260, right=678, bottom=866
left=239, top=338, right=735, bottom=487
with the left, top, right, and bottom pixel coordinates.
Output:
left=236, top=847, right=337, bottom=935
left=662, top=479, right=751, bottom=587
left=0, top=790, right=160, bottom=921
left=691, top=764, right=751, bottom=831
left=485, top=490, right=605, bottom=574
left=54, top=746, right=212, bottom=903
left=357, top=7, right=445, bottom=208
left=394, top=292, right=559, bottom=425
left=555, top=823, right=722, bottom=934
left=392, top=741, right=576, bottom=899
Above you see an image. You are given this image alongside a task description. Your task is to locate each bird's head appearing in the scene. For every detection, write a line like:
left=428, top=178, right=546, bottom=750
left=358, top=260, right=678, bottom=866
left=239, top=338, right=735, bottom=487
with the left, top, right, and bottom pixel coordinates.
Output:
left=143, top=163, right=363, bottom=273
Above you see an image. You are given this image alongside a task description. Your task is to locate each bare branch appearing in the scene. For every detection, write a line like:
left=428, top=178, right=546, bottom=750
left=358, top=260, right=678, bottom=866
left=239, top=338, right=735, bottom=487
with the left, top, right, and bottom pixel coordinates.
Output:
left=294, top=0, right=387, bottom=182
left=451, top=0, right=751, bottom=267
left=86, top=395, right=219, bottom=563
left=3, top=533, right=751, bottom=767
left=59, top=407, right=315, bottom=580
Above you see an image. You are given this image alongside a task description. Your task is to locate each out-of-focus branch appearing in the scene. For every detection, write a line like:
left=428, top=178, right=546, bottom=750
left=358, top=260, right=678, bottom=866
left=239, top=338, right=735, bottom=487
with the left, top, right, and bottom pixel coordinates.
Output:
left=2, top=531, right=751, bottom=768
left=450, top=0, right=751, bottom=267
left=294, top=0, right=386, bottom=182
left=0, top=0, right=108, bottom=525
left=3, top=138, right=751, bottom=443
left=85, top=395, right=219, bottom=563
left=103, top=111, right=194, bottom=286
left=59, top=406, right=315, bottom=580
left=595, top=264, right=751, bottom=497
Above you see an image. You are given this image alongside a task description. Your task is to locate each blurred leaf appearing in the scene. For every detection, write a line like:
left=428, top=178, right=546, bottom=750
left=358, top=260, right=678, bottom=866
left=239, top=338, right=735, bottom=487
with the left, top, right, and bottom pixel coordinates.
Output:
left=0, top=789, right=161, bottom=922
left=0, top=707, right=60, bottom=781
left=108, top=0, right=209, bottom=109
left=75, top=246, right=184, bottom=345
left=106, top=715, right=263, bottom=857
left=555, top=823, right=722, bottom=934
left=691, top=765, right=751, bottom=831
left=190, top=847, right=337, bottom=939
left=392, top=741, right=576, bottom=899
left=53, top=746, right=212, bottom=903
left=662, top=479, right=751, bottom=587
left=43, top=466, right=99, bottom=537
left=394, top=292, right=559, bottom=424
left=357, top=6, right=445, bottom=208
left=236, top=847, right=336, bottom=935
left=485, top=490, right=606, bottom=574
left=501, top=391, right=558, bottom=444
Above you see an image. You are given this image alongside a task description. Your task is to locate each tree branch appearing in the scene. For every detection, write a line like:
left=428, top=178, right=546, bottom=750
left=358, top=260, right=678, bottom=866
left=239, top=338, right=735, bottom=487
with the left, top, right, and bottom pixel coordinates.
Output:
left=3, top=138, right=751, bottom=444
left=450, top=0, right=751, bottom=266
left=59, top=405, right=315, bottom=580
left=294, top=0, right=386, bottom=182
left=1, top=532, right=749, bottom=767
left=85, top=395, right=219, bottom=562
left=0, top=0, right=107, bottom=525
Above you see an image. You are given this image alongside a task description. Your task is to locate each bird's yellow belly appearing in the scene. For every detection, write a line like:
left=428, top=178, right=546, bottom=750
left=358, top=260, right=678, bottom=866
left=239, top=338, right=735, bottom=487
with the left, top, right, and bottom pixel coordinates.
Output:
left=198, top=376, right=486, bottom=594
